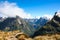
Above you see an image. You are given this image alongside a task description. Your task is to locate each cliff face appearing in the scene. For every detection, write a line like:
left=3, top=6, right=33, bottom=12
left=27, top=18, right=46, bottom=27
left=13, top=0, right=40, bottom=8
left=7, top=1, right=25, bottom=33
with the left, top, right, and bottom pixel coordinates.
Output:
left=33, top=12, right=60, bottom=37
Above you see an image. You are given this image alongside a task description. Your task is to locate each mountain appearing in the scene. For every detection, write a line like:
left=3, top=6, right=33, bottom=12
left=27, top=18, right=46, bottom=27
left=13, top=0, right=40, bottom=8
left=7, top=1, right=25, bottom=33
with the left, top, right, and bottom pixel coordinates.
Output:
left=25, top=18, right=38, bottom=24
left=25, top=17, right=49, bottom=32
left=35, top=17, right=50, bottom=26
left=0, top=16, right=35, bottom=36
left=25, top=19, right=38, bottom=30
left=0, top=17, right=5, bottom=22
left=33, top=17, right=49, bottom=31
left=33, top=12, right=60, bottom=37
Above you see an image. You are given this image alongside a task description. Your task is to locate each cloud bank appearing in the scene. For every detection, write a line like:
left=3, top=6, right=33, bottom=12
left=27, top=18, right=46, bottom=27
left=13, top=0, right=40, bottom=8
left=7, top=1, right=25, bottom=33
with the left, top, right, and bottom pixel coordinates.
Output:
left=0, top=1, right=53, bottom=19
left=0, top=1, right=32, bottom=18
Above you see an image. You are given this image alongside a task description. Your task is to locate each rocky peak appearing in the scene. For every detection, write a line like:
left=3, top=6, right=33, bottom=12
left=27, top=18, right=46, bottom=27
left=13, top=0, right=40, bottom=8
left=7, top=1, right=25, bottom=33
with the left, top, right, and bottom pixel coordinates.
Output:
left=32, top=12, right=60, bottom=37
left=55, top=11, right=60, bottom=17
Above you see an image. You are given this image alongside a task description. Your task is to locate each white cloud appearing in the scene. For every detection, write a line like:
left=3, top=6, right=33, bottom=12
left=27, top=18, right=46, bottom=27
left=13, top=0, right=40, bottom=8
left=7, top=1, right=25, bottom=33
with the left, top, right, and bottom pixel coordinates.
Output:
left=0, top=1, right=32, bottom=18
left=42, top=14, right=53, bottom=20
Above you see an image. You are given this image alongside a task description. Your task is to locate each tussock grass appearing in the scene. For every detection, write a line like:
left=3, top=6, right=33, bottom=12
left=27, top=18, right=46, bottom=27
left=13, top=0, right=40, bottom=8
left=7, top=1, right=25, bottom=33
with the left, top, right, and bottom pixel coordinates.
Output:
left=0, top=30, right=60, bottom=40
left=34, top=34, right=60, bottom=40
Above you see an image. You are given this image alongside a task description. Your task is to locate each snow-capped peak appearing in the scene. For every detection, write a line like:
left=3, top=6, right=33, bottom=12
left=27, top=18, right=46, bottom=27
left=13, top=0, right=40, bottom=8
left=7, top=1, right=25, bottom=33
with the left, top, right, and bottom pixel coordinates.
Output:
left=56, top=10, right=60, bottom=17
left=42, top=14, right=53, bottom=20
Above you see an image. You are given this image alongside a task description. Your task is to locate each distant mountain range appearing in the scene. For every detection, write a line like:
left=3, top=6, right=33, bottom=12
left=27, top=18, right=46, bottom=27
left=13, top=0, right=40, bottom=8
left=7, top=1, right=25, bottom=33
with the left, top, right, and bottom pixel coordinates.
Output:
left=25, top=18, right=38, bottom=24
left=34, top=17, right=49, bottom=30
left=0, top=17, right=5, bottom=22
left=0, top=13, right=54, bottom=37
left=25, top=17, right=49, bottom=32
left=33, top=12, right=60, bottom=37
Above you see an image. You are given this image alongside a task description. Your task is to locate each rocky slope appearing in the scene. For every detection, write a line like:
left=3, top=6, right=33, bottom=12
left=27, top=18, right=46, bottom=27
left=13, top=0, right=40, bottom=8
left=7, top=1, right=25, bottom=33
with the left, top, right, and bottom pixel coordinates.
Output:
left=33, top=12, right=60, bottom=37
left=0, top=16, right=35, bottom=36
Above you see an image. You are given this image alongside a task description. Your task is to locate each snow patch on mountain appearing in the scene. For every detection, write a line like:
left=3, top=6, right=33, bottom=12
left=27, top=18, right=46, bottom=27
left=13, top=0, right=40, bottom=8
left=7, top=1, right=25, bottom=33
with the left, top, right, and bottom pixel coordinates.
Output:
left=56, top=11, right=60, bottom=17
left=42, top=14, right=53, bottom=20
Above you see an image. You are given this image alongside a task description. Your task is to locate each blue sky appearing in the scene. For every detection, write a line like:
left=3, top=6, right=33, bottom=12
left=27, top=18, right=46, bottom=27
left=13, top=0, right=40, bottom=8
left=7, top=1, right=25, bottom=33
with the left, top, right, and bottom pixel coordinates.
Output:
left=0, top=0, right=60, bottom=18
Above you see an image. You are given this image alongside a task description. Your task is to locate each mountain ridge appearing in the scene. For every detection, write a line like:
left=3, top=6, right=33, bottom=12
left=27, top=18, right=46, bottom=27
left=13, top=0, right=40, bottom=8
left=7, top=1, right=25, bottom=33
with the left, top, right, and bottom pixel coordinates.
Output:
left=0, top=16, right=36, bottom=36
left=32, top=12, right=60, bottom=37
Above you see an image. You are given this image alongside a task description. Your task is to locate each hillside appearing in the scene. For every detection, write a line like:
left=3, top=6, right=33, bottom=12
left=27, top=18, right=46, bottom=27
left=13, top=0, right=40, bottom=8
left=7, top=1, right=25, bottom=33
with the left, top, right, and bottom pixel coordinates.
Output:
left=0, top=16, right=35, bottom=36
left=33, top=12, right=60, bottom=37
